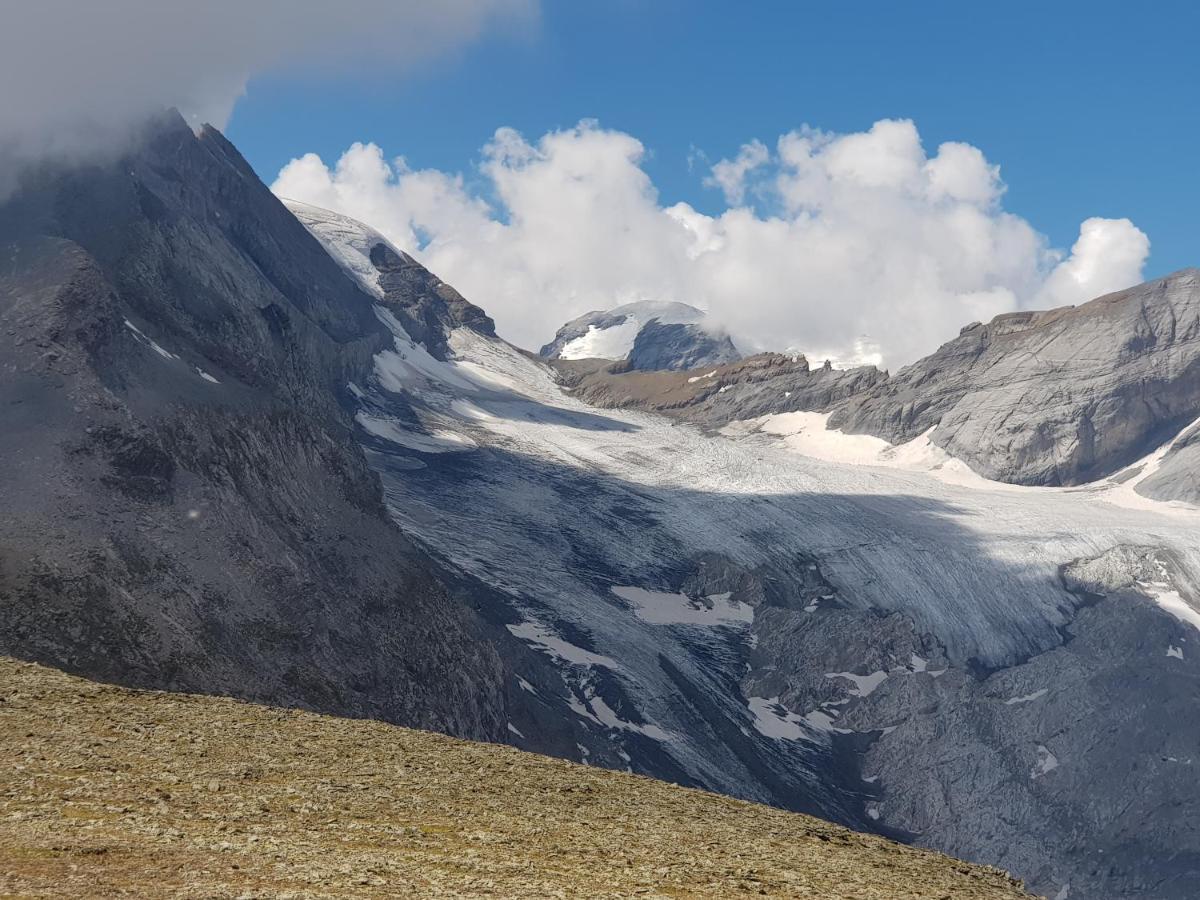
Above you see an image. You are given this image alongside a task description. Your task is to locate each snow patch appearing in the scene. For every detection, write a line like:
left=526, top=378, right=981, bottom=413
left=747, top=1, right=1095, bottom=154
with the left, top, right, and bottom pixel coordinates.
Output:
left=355, top=412, right=476, bottom=453
left=1004, top=688, right=1048, bottom=705
left=824, top=670, right=888, bottom=697
left=124, top=319, right=179, bottom=361
left=1167, top=645, right=1184, bottom=660
left=612, top=586, right=753, bottom=626
left=556, top=301, right=707, bottom=362
left=559, top=318, right=643, bottom=361
left=586, top=692, right=672, bottom=742
left=746, top=696, right=849, bottom=741
left=687, top=370, right=718, bottom=384
left=723, top=413, right=1013, bottom=490
left=1031, top=744, right=1059, bottom=779
left=372, top=307, right=479, bottom=394
left=1093, top=413, right=1200, bottom=516
left=506, top=621, right=619, bottom=670
left=1138, top=581, right=1200, bottom=633
left=746, top=696, right=810, bottom=741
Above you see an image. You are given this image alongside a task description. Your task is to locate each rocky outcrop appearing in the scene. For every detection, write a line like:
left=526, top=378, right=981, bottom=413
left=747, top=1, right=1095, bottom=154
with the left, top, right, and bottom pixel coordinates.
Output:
left=555, top=352, right=886, bottom=428
left=0, top=111, right=511, bottom=740
left=829, top=270, right=1200, bottom=487
left=626, top=319, right=740, bottom=371
left=551, top=272, right=1200, bottom=503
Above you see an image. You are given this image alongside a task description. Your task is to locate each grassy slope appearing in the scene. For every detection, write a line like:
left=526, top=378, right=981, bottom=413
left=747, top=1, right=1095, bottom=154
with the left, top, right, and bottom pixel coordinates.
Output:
left=0, top=657, right=1032, bottom=899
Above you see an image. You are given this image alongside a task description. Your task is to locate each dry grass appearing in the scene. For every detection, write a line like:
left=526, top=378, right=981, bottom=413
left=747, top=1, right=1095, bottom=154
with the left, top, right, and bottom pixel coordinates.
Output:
left=0, top=657, right=1032, bottom=898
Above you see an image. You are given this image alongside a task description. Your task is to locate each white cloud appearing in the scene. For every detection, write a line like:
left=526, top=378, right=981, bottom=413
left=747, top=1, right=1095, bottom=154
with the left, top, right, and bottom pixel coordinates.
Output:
left=0, top=0, right=535, bottom=191
left=273, top=118, right=1150, bottom=368
left=1034, top=217, right=1150, bottom=309
left=706, top=139, right=769, bottom=204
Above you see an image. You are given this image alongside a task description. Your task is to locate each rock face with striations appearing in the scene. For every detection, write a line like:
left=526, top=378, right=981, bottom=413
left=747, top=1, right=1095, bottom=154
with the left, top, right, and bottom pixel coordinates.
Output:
left=828, top=270, right=1200, bottom=490
left=0, top=111, right=515, bottom=740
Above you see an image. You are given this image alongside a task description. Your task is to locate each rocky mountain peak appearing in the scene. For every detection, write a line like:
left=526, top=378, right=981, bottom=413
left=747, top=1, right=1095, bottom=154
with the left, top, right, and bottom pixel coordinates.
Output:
left=540, top=300, right=741, bottom=371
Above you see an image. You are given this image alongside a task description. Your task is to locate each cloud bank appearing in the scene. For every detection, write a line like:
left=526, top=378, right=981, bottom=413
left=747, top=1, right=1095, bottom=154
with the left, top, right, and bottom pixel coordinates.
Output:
left=0, top=0, right=534, bottom=185
left=273, top=118, right=1148, bottom=368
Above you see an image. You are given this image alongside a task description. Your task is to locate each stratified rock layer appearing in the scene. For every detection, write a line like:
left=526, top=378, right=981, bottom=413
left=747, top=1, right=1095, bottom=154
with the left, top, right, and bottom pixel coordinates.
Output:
left=830, top=270, right=1200, bottom=489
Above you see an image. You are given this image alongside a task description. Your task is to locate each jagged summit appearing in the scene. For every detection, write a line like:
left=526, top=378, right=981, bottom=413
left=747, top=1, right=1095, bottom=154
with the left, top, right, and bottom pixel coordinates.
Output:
left=540, top=299, right=741, bottom=371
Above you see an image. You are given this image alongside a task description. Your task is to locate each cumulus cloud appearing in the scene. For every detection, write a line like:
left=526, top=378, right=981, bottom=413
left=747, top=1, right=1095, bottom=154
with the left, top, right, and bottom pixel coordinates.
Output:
left=1035, top=217, right=1151, bottom=309
left=273, top=118, right=1150, bottom=368
left=0, top=0, right=535, bottom=189
left=706, top=140, right=769, bottom=205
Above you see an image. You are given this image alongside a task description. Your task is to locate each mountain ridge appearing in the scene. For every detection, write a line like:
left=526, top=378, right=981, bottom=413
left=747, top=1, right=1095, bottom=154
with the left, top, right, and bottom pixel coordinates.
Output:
left=5, top=113, right=1200, bottom=899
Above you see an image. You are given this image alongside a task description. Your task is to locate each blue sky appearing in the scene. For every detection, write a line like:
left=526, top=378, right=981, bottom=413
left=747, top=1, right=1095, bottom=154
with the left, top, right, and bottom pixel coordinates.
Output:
left=229, top=0, right=1199, bottom=278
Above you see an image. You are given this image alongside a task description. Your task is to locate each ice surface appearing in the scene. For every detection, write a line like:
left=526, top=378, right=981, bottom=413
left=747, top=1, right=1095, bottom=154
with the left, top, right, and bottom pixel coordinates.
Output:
left=612, top=586, right=753, bottom=626
left=283, top=199, right=391, bottom=298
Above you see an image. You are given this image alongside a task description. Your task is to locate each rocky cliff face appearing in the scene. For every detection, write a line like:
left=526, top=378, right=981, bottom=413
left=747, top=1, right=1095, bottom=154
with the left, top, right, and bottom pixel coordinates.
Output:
left=0, top=112, right=512, bottom=739
left=555, top=352, right=886, bottom=427
left=828, top=270, right=1200, bottom=492
left=555, top=271, right=1200, bottom=506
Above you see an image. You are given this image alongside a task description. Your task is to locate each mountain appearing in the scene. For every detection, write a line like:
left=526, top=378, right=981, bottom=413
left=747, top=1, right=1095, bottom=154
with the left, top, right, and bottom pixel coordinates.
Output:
left=828, top=269, right=1200, bottom=498
left=565, top=272, right=1200, bottom=509
left=4, top=113, right=1200, bottom=899
left=540, top=300, right=741, bottom=371
left=0, top=655, right=1032, bottom=899
left=288, top=198, right=1200, bottom=897
left=0, top=111, right=529, bottom=740
left=297, top=204, right=1200, bottom=898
